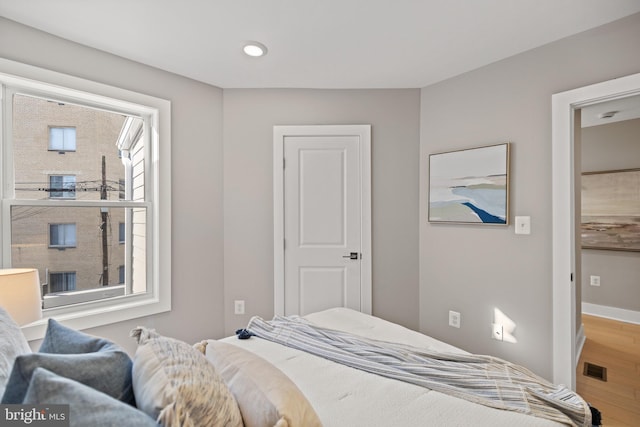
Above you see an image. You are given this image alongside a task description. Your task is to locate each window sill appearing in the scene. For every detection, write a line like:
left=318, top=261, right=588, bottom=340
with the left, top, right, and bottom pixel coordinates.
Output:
left=21, top=289, right=170, bottom=341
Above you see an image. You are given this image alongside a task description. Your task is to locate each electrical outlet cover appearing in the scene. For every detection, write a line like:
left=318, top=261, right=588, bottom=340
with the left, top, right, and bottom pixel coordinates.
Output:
left=234, top=300, right=245, bottom=315
left=449, top=310, right=461, bottom=328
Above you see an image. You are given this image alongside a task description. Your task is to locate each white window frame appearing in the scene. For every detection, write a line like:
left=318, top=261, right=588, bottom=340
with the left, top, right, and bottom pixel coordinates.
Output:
left=0, top=58, right=171, bottom=340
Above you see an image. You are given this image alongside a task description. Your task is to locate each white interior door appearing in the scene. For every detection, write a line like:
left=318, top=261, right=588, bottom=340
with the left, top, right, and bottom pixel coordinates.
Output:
left=274, top=125, right=371, bottom=316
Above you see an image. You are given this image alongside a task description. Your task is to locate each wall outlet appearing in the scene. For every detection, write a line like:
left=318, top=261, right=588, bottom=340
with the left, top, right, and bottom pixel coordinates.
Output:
left=590, top=275, right=601, bottom=286
left=492, top=323, right=504, bottom=341
left=449, top=310, right=461, bottom=328
left=234, top=300, right=245, bottom=315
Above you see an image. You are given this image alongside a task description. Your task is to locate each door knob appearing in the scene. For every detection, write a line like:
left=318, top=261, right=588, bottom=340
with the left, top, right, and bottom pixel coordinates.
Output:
left=343, top=252, right=359, bottom=260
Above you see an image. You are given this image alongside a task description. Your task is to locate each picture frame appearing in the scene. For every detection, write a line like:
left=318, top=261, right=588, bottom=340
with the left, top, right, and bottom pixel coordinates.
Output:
left=581, top=168, right=640, bottom=252
left=428, top=143, right=510, bottom=225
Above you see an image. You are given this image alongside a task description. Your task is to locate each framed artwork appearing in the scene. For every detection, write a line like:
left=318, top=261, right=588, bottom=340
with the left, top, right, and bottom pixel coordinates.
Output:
left=429, top=143, right=510, bottom=225
left=581, top=168, right=640, bottom=251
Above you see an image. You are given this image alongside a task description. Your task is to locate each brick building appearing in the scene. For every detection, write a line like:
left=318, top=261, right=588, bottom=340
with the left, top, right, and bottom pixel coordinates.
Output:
left=10, top=94, right=127, bottom=302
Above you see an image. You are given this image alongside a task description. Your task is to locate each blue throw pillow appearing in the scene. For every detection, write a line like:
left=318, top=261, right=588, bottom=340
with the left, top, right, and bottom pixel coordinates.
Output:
left=24, top=367, right=158, bottom=427
left=39, top=318, right=118, bottom=354
left=1, top=319, right=134, bottom=405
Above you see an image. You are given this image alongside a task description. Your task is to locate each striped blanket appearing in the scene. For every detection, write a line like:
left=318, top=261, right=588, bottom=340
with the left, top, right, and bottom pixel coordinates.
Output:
left=245, top=315, right=591, bottom=427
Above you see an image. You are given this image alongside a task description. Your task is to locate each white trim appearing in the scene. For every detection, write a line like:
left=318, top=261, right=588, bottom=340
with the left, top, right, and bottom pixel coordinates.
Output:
left=359, top=125, right=372, bottom=314
left=575, top=323, right=586, bottom=368
left=582, top=302, right=640, bottom=325
left=273, top=125, right=372, bottom=316
left=273, top=128, right=285, bottom=315
left=43, top=285, right=125, bottom=308
left=0, top=58, right=172, bottom=340
left=552, top=71, right=640, bottom=389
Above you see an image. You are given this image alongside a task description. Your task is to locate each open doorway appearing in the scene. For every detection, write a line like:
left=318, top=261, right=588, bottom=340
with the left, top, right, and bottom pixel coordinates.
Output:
left=552, top=71, right=640, bottom=390
left=580, top=96, right=640, bottom=318
left=575, top=94, right=640, bottom=426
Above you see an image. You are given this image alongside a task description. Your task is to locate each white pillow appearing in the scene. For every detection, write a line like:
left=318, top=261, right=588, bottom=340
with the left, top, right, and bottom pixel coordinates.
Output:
left=130, top=327, right=242, bottom=427
left=0, top=306, right=32, bottom=398
left=203, top=340, right=323, bottom=427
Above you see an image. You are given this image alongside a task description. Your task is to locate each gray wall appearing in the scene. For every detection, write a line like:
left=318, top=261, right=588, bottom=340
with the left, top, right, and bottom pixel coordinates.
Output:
left=222, top=89, right=421, bottom=334
left=0, top=18, right=422, bottom=350
left=0, top=17, right=227, bottom=354
left=581, top=118, right=640, bottom=312
left=419, top=13, right=640, bottom=380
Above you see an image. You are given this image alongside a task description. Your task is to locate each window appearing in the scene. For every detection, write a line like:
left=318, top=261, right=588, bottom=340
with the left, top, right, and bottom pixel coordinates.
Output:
left=0, top=58, right=171, bottom=340
left=118, top=265, right=125, bottom=284
left=49, top=272, right=77, bottom=293
left=49, top=223, right=77, bottom=248
left=49, top=175, right=76, bottom=199
left=49, top=127, right=76, bottom=151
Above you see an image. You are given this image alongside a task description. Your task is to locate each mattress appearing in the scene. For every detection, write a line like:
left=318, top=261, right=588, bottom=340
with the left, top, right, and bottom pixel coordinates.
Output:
left=220, top=308, right=571, bottom=427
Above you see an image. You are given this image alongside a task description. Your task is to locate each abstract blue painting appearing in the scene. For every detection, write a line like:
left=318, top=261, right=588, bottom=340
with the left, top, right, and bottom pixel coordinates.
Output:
left=429, top=143, right=510, bottom=225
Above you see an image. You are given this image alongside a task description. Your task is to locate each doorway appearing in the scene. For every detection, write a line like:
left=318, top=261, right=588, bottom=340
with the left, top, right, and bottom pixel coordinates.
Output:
left=273, top=125, right=372, bottom=316
left=552, top=71, right=640, bottom=389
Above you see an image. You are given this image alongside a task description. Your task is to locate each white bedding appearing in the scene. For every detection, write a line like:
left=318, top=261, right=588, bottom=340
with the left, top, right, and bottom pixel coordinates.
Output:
left=221, top=308, right=570, bottom=427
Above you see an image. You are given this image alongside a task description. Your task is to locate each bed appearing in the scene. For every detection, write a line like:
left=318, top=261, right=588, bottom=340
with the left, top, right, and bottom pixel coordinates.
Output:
left=212, top=307, right=592, bottom=427
left=0, top=305, right=593, bottom=427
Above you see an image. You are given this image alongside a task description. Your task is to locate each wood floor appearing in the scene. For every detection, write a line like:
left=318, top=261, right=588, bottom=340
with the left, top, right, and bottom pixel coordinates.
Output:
left=576, top=314, right=640, bottom=427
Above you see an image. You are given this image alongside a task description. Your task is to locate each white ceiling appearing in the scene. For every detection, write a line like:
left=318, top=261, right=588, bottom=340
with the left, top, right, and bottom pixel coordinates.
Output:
left=581, top=94, right=640, bottom=127
left=1, top=1, right=640, bottom=89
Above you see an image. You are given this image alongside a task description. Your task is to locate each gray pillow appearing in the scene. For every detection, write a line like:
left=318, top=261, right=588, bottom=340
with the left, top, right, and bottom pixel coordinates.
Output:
left=0, top=306, right=32, bottom=397
left=24, top=367, right=158, bottom=427
left=1, top=318, right=134, bottom=405
left=39, top=317, right=118, bottom=354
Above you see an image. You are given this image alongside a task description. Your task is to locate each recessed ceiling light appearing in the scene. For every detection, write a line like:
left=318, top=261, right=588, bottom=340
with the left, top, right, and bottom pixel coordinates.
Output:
left=243, top=42, right=268, bottom=57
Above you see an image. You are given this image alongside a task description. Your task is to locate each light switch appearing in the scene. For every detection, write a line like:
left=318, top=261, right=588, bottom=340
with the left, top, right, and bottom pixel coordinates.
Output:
left=514, top=216, right=531, bottom=235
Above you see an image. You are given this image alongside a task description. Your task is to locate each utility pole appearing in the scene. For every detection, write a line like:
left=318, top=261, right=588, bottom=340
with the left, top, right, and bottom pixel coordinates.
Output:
left=101, top=155, right=109, bottom=286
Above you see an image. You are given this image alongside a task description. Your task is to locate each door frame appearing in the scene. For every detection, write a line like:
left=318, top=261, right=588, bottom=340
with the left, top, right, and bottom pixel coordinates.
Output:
left=273, top=125, right=372, bottom=316
left=552, top=71, right=640, bottom=389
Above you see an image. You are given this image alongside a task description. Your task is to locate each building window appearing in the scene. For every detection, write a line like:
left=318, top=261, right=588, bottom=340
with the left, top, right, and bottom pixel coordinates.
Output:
left=49, top=175, right=76, bottom=199
left=0, top=59, right=171, bottom=339
left=118, top=265, right=125, bottom=284
left=49, top=223, right=77, bottom=248
left=49, top=272, right=77, bottom=293
left=49, top=127, right=76, bottom=151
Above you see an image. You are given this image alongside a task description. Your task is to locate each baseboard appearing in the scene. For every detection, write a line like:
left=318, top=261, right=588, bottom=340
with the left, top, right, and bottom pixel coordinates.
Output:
left=582, top=302, right=640, bottom=325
